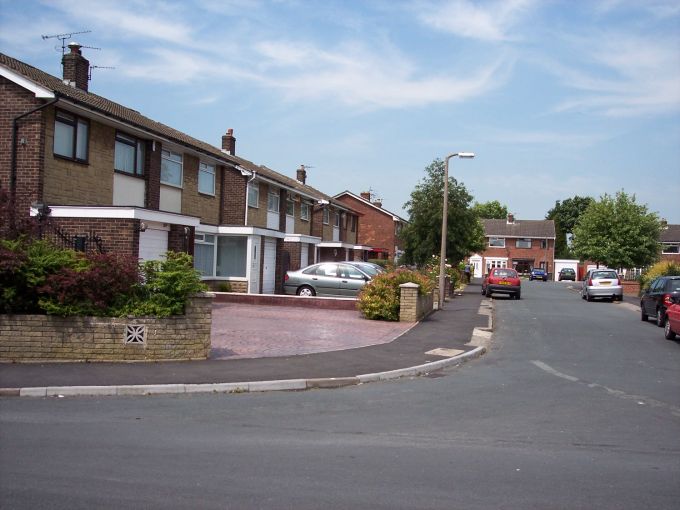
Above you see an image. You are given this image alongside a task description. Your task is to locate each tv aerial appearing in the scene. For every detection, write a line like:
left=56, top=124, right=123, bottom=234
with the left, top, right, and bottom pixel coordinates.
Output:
left=41, top=30, right=92, bottom=54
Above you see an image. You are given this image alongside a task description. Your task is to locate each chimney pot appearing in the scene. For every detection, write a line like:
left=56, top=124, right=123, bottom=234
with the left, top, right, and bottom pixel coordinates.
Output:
left=373, top=200, right=382, bottom=208
left=222, top=129, right=236, bottom=155
left=296, top=165, right=307, bottom=184
left=507, top=213, right=515, bottom=224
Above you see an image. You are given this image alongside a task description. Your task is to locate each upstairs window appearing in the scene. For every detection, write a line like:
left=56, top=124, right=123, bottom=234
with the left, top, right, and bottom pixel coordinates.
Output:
left=286, top=198, right=295, bottom=217
left=198, top=162, right=215, bottom=195
left=334, top=212, right=341, bottom=227
left=54, top=110, right=88, bottom=162
left=161, top=149, right=183, bottom=187
left=114, top=132, right=145, bottom=175
left=350, top=215, right=357, bottom=232
left=248, top=182, right=259, bottom=208
left=300, top=203, right=310, bottom=221
left=267, top=190, right=280, bottom=213
left=540, top=239, right=548, bottom=249
left=662, top=243, right=679, bottom=254
left=516, top=238, right=532, bottom=249
left=489, top=237, right=505, bottom=248
left=323, top=208, right=330, bottom=224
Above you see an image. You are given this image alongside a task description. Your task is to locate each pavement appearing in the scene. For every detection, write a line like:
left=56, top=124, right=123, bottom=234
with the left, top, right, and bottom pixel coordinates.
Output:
left=0, top=282, right=492, bottom=397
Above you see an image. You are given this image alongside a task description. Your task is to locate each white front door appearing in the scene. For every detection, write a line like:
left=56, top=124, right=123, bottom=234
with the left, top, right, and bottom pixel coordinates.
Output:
left=249, top=237, right=261, bottom=293
left=470, top=255, right=483, bottom=278
left=300, top=242, right=309, bottom=269
left=138, top=226, right=169, bottom=262
left=263, top=238, right=277, bottom=294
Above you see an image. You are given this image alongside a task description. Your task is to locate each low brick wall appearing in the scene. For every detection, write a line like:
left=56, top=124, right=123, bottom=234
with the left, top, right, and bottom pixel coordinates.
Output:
left=0, top=294, right=213, bottom=362
left=622, top=280, right=640, bottom=296
left=213, top=292, right=357, bottom=310
left=399, top=283, right=434, bottom=322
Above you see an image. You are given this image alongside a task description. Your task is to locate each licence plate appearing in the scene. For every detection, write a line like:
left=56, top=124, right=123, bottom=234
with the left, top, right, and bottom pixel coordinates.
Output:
left=499, top=281, right=510, bottom=285
left=599, top=281, right=611, bottom=286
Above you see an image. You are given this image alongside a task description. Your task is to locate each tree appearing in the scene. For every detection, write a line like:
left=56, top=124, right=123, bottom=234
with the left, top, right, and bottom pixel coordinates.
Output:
left=546, top=196, right=594, bottom=258
left=571, top=191, right=661, bottom=269
left=472, top=200, right=508, bottom=219
left=401, top=159, right=485, bottom=266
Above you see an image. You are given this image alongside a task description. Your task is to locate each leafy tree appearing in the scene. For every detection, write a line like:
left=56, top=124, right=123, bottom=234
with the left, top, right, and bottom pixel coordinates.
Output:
left=546, top=196, right=594, bottom=258
left=571, top=191, right=661, bottom=269
left=472, top=200, right=508, bottom=219
left=401, top=159, right=485, bottom=266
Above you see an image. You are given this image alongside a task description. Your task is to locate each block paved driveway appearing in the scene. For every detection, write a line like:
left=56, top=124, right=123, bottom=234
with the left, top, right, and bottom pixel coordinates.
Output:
left=210, top=302, right=414, bottom=359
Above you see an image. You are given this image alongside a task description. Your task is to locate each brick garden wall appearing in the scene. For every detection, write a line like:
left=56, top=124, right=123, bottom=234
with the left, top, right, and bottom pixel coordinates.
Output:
left=0, top=294, right=213, bottom=362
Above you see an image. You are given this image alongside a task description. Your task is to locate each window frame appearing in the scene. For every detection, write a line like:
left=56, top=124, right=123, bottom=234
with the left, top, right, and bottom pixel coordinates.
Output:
left=247, top=182, right=259, bottom=208
left=516, top=238, right=532, bottom=249
left=323, top=208, right=330, bottom=225
left=160, top=149, right=183, bottom=188
left=267, top=190, right=280, bottom=213
left=300, top=202, right=310, bottom=221
left=286, top=198, right=295, bottom=217
left=334, top=211, right=341, bottom=228
left=114, top=131, right=145, bottom=176
left=489, top=237, right=505, bottom=248
left=662, top=243, right=679, bottom=254
left=53, top=109, right=89, bottom=163
left=198, top=161, right=216, bottom=196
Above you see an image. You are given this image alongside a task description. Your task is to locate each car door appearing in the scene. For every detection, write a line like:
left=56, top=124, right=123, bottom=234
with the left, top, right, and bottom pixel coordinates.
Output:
left=642, top=278, right=660, bottom=315
left=310, top=263, right=341, bottom=296
left=338, top=263, right=369, bottom=296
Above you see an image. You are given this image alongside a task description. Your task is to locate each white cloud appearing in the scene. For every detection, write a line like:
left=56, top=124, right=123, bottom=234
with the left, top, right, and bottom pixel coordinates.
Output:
left=417, top=0, right=535, bottom=42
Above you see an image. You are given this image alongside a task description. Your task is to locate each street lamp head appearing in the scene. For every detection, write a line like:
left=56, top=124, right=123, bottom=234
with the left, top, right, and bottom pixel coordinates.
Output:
left=457, top=152, right=475, bottom=159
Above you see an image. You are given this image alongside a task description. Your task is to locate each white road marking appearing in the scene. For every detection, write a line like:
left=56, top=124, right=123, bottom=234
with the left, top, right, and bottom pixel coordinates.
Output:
left=531, top=360, right=680, bottom=417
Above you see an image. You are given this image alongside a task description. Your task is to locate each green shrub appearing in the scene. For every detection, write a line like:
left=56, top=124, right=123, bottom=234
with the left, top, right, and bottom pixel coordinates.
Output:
left=217, top=282, right=232, bottom=292
left=368, top=258, right=387, bottom=268
left=357, top=269, right=433, bottom=321
left=639, top=261, right=680, bottom=290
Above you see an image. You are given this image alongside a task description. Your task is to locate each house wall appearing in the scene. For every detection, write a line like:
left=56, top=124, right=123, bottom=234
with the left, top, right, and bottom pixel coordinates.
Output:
left=42, top=217, right=139, bottom=256
left=294, top=201, right=312, bottom=235
left=0, top=77, right=47, bottom=216
left=247, top=180, right=268, bottom=227
left=480, top=238, right=555, bottom=274
left=335, top=195, right=397, bottom=258
left=221, top=166, right=246, bottom=225
left=43, top=108, right=115, bottom=205
left=661, top=253, right=680, bottom=263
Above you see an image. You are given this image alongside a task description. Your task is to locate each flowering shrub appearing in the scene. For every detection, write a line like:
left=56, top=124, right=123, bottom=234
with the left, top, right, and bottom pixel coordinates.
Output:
left=639, top=261, right=680, bottom=291
left=357, top=269, right=433, bottom=321
left=422, top=255, right=461, bottom=290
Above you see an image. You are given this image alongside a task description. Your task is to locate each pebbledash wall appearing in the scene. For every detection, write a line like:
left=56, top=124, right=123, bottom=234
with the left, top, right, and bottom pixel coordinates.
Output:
left=0, top=294, right=213, bottom=362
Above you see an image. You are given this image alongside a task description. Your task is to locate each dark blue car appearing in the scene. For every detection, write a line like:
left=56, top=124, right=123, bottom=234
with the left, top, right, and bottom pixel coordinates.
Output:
left=529, top=268, right=548, bottom=281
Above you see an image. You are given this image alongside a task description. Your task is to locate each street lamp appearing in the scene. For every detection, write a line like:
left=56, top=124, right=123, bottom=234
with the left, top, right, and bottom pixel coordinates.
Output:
left=439, top=152, right=475, bottom=309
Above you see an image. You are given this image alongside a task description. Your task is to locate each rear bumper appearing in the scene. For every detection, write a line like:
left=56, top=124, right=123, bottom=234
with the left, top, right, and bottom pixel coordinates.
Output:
left=585, top=286, right=623, bottom=298
left=487, top=284, right=520, bottom=295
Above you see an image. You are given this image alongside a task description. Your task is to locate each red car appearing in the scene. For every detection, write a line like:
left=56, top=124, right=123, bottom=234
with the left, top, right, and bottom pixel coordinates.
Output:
left=482, top=268, right=522, bottom=299
left=664, top=302, right=680, bottom=340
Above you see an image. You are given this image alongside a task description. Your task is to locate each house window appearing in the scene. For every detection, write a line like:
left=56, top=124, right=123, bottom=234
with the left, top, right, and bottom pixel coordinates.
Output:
left=198, top=162, right=215, bottom=195
left=194, top=234, right=215, bottom=276
left=334, top=212, right=341, bottom=227
left=351, top=215, right=357, bottom=232
left=323, top=208, right=330, bottom=224
left=516, top=238, right=532, bottom=249
left=216, top=236, right=247, bottom=277
left=248, top=182, right=259, bottom=208
left=540, top=239, right=548, bottom=249
left=286, top=198, right=295, bottom=217
left=114, top=132, right=144, bottom=175
left=54, top=110, right=88, bottom=162
left=662, top=243, right=679, bottom=254
left=489, top=237, right=505, bottom=248
left=161, top=149, right=183, bottom=187
left=267, top=190, right=280, bottom=212
left=301, top=203, right=310, bottom=221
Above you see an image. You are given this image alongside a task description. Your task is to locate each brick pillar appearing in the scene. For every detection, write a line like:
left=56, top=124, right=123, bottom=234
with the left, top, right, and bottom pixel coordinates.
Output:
left=399, top=283, right=419, bottom=322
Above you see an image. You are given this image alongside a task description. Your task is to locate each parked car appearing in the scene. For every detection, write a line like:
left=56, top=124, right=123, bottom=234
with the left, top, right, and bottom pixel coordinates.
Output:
left=482, top=268, right=521, bottom=299
left=529, top=268, right=548, bottom=281
left=346, top=261, right=385, bottom=277
left=640, top=276, right=680, bottom=327
left=558, top=268, right=576, bottom=281
left=581, top=269, right=623, bottom=302
left=664, top=300, right=680, bottom=340
left=283, top=262, right=372, bottom=297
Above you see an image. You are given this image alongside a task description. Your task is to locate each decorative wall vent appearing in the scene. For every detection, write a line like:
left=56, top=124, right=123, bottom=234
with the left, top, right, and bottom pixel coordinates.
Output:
left=125, top=325, right=146, bottom=345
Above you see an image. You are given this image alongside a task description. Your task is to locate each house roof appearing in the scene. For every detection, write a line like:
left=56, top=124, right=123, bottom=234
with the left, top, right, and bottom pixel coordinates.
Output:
left=333, top=191, right=408, bottom=223
left=482, top=219, right=556, bottom=239
left=660, top=224, right=680, bottom=243
left=0, top=52, right=357, bottom=214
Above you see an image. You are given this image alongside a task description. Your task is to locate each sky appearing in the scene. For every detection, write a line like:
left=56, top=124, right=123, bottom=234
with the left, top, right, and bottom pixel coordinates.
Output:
left=1, top=0, right=679, bottom=222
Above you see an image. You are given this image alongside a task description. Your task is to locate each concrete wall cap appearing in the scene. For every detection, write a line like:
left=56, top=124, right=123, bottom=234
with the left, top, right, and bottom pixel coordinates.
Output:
left=399, top=282, right=420, bottom=288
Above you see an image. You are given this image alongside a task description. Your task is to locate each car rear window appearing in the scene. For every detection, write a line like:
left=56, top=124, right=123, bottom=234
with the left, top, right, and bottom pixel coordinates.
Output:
left=592, top=270, right=617, bottom=279
left=494, top=269, right=517, bottom=278
left=668, top=279, right=680, bottom=292
left=561, top=269, right=574, bottom=273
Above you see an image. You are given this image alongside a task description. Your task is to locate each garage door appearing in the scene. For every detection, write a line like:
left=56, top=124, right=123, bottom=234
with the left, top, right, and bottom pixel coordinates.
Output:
left=139, top=228, right=168, bottom=262
left=263, top=238, right=277, bottom=294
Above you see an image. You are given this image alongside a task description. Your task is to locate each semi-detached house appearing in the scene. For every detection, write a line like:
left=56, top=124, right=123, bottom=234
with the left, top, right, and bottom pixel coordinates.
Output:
left=0, top=46, right=364, bottom=294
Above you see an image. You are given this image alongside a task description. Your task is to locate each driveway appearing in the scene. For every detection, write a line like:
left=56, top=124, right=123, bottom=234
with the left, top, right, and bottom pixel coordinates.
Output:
left=210, top=302, right=414, bottom=359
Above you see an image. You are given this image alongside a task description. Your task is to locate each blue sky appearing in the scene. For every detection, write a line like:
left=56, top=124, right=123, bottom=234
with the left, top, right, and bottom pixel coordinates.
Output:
left=1, top=0, right=679, bottom=222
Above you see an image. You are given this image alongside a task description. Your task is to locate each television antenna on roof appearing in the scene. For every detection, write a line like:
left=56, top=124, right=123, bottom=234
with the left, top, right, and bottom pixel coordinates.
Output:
left=41, top=30, right=92, bottom=54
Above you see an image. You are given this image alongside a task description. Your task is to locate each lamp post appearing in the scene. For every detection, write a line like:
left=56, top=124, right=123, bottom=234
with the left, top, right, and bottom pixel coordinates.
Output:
left=439, top=152, right=475, bottom=309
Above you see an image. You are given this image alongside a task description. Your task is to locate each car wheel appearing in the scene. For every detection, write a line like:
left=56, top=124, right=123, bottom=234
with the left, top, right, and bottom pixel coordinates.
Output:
left=656, top=308, right=665, bottom=328
left=515, top=292, right=521, bottom=300
left=664, top=320, right=676, bottom=340
left=586, top=293, right=593, bottom=302
left=297, top=285, right=316, bottom=297
left=641, top=306, right=648, bottom=322
left=485, top=287, right=492, bottom=298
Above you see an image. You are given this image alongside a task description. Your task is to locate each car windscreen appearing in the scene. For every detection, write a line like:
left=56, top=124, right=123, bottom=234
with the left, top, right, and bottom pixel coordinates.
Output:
left=592, top=271, right=617, bottom=279
left=353, top=264, right=379, bottom=276
left=494, top=269, right=517, bottom=278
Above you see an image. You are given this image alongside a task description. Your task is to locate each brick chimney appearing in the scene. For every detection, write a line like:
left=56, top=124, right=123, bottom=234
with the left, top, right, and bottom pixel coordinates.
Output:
left=507, top=213, right=515, bottom=224
left=372, top=199, right=383, bottom=208
left=62, top=42, right=89, bottom=92
left=296, top=165, right=307, bottom=184
left=222, top=128, right=236, bottom=155
left=360, top=191, right=371, bottom=201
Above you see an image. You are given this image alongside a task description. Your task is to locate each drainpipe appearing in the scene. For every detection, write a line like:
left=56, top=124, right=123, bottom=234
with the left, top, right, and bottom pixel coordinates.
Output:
left=10, top=97, right=59, bottom=227
left=244, top=170, right=257, bottom=226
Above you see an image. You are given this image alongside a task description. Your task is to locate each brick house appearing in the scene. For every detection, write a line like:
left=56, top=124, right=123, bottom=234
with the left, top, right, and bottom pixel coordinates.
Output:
left=469, top=214, right=556, bottom=278
left=1, top=47, right=362, bottom=294
left=333, top=190, right=408, bottom=263
left=660, top=224, right=680, bottom=263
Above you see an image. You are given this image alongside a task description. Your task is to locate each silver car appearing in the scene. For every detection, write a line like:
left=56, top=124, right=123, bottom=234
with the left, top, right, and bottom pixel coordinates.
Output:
left=283, top=262, right=372, bottom=297
left=581, top=269, right=623, bottom=302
